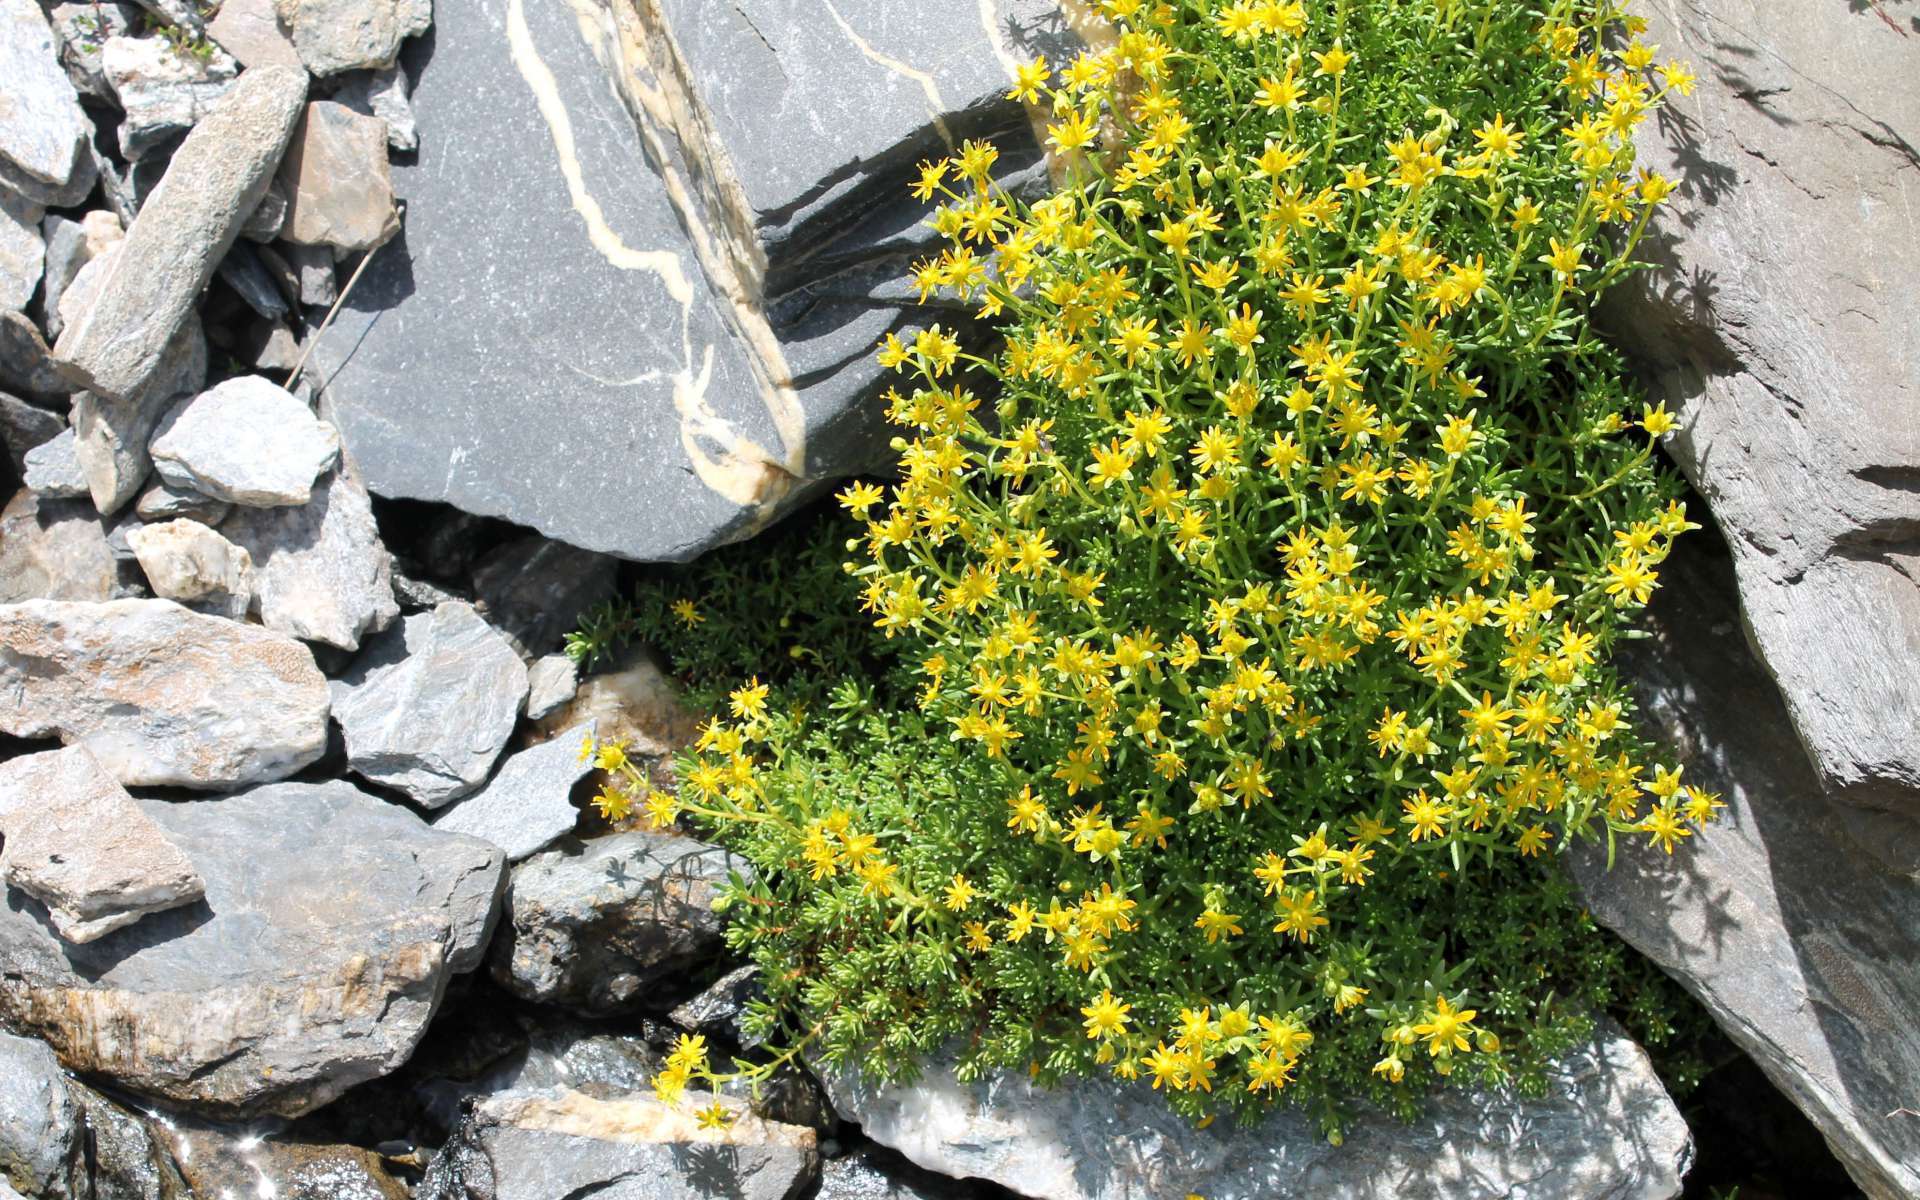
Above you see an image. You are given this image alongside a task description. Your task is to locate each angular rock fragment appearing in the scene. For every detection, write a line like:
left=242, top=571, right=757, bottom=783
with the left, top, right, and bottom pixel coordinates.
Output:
left=276, top=0, right=430, bottom=76
left=332, top=600, right=528, bottom=805
left=0, top=310, right=68, bottom=399
left=217, top=463, right=397, bottom=648
left=207, top=0, right=302, bottom=69
left=0, top=780, right=505, bottom=1119
left=1571, top=543, right=1920, bottom=1200
left=69, top=308, right=207, bottom=514
left=524, top=653, right=578, bottom=720
left=0, top=597, right=332, bottom=788
left=0, top=744, right=205, bottom=943
left=22, top=428, right=87, bottom=498
left=0, top=0, right=97, bottom=207
left=0, top=1032, right=85, bottom=1200
left=0, top=189, right=41, bottom=314
left=124, top=516, right=254, bottom=617
left=101, top=34, right=241, bottom=160
left=490, top=829, right=741, bottom=1012
left=1605, top=0, right=1920, bottom=839
left=286, top=238, right=336, bottom=305
left=217, top=240, right=292, bottom=318
left=817, top=1148, right=978, bottom=1200
left=433, top=723, right=592, bottom=862
left=418, top=1088, right=818, bottom=1200
left=37, top=210, right=124, bottom=342
left=669, top=964, right=762, bottom=1049
left=149, top=375, right=340, bottom=505
left=334, top=63, right=418, bottom=152
left=48, top=1, right=140, bottom=98
left=242, top=177, right=291, bottom=241
left=53, top=64, right=307, bottom=403
left=279, top=100, right=399, bottom=252
left=826, top=1023, right=1690, bottom=1200
left=0, top=391, right=63, bottom=476
left=154, top=1121, right=410, bottom=1200
left=134, top=476, right=230, bottom=524
left=0, top=489, right=130, bottom=603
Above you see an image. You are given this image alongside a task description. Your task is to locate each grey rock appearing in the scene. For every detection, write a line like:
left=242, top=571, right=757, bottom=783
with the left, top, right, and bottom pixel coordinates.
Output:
left=535, top=647, right=701, bottom=797
left=0, top=597, right=332, bottom=788
left=206, top=0, right=302, bottom=69
left=1570, top=543, right=1920, bottom=1200
left=490, top=829, right=741, bottom=1013
left=101, top=34, right=241, bottom=160
left=238, top=318, right=303, bottom=372
left=0, top=309, right=68, bottom=399
left=0, top=390, right=64, bottom=475
left=279, top=100, right=398, bottom=252
left=418, top=1087, right=818, bottom=1200
left=433, top=723, right=591, bottom=862
left=669, top=964, right=762, bottom=1049
left=134, top=477, right=230, bottom=524
left=824, top=1024, right=1691, bottom=1200
left=52, top=64, right=308, bottom=403
left=276, top=0, right=430, bottom=76
left=149, top=375, right=339, bottom=505
left=37, top=211, right=125, bottom=342
left=0, top=189, right=41, bottom=314
left=524, top=654, right=578, bottom=720
left=1604, top=0, right=1920, bottom=841
left=0, top=0, right=97, bottom=208
left=286, top=238, right=336, bottom=305
left=472, top=533, right=617, bottom=659
left=392, top=564, right=465, bottom=611
left=222, top=464, right=394, bottom=648
left=23, top=427, right=87, bottom=498
left=65, top=1081, right=188, bottom=1200
left=0, top=1032, right=85, bottom=1200
left=69, top=308, right=207, bottom=514
left=0, top=779, right=506, bottom=1119
left=216, top=239, right=292, bottom=318
left=333, top=63, right=417, bottom=152
left=0, top=490, right=130, bottom=602
left=124, top=516, right=254, bottom=617
left=241, top=177, right=291, bottom=241
left=0, top=744, right=205, bottom=944
left=332, top=600, right=528, bottom=805
left=411, top=1017, right=668, bottom=1137
left=48, top=2, right=140, bottom=98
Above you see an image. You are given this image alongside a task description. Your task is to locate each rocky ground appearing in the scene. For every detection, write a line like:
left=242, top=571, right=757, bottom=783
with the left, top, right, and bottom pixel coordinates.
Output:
left=0, top=0, right=1914, bottom=1198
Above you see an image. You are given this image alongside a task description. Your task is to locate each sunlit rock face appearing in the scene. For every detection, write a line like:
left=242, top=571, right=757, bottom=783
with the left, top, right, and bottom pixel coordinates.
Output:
left=313, top=0, right=1076, bottom=562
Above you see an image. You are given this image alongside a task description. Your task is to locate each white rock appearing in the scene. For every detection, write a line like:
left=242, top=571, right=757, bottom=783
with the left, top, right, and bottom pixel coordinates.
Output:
left=125, top=517, right=254, bottom=618
left=275, top=0, right=430, bottom=76
left=0, top=187, right=42, bottom=313
left=48, top=1, right=140, bottom=97
left=825, top=1026, right=1692, bottom=1200
left=221, top=461, right=398, bottom=650
left=101, top=34, right=241, bottom=160
left=148, top=375, right=341, bottom=506
left=433, top=723, right=591, bottom=861
left=331, top=601, right=529, bottom=807
left=0, top=597, right=333, bottom=788
left=0, top=744, right=206, bottom=943
left=0, top=0, right=97, bottom=207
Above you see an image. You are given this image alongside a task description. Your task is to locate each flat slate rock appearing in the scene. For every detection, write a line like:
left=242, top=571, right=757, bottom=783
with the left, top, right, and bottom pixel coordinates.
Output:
left=432, top=723, right=592, bottom=862
left=311, top=0, right=1066, bottom=561
left=0, top=489, right=129, bottom=602
left=222, top=461, right=398, bottom=650
left=149, top=375, right=341, bottom=506
left=1603, top=0, right=1920, bottom=844
left=1571, top=542, right=1920, bottom=1200
left=823, top=1023, right=1692, bottom=1200
left=0, top=779, right=505, bottom=1119
left=0, top=0, right=97, bottom=207
left=0, top=1031, right=85, bottom=1200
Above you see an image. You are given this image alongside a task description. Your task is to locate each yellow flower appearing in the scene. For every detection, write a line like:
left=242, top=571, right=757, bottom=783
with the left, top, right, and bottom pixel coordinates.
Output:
left=1006, top=55, right=1050, bottom=104
left=1081, top=988, right=1133, bottom=1039
left=1310, top=41, right=1351, bottom=78
left=944, top=874, right=979, bottom=911
left=695, top=1102, right=734, bottom=1130
left=1413, top=994, right=1479, bottom=1057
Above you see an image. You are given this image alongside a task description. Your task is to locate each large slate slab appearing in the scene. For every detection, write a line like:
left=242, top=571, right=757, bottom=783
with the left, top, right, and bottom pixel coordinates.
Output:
left=1571, top=542, right=1920, bottom=1200
left=823, top=1023, right=1690, bottom=1200
left=0, top=780, right=506, bottom=1119
left=1601, top=0, right=1920, bottom=850
left=311, top=0, right=1066, bottom=561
